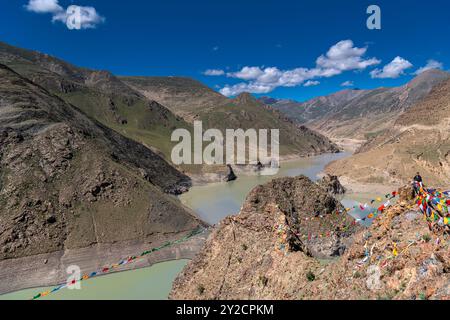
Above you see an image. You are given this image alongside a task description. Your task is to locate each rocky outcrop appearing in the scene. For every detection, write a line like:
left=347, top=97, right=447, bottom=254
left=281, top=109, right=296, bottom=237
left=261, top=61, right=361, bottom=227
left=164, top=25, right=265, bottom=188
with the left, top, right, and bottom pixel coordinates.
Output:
left=171, top=183, right=450, bottom=300
left=224, top=165, right=237, bottom=182
left=170, top=175, right=359, bottom=299
left=318, top=174, right=346, bottom=195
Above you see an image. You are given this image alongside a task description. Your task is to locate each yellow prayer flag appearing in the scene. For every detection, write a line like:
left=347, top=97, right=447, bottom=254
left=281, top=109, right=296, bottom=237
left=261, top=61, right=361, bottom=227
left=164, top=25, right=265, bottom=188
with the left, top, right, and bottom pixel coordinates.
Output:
left=393, top=243, right=398, bottom=257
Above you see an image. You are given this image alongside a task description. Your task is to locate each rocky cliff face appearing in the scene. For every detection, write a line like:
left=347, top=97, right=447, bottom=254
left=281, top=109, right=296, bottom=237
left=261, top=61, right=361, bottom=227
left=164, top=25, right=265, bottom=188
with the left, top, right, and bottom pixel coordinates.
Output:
left=170, top=183, right=450, bottom=300
left=170, top=175, right=359, bottom=300
left=318, top=174, right=346, bottom=195
left=0, top=64, right=204, bottom=262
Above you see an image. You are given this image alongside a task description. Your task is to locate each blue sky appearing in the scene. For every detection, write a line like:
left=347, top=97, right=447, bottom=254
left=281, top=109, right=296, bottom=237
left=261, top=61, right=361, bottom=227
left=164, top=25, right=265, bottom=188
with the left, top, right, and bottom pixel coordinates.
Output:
left=0, top=0, right=449, bottom=101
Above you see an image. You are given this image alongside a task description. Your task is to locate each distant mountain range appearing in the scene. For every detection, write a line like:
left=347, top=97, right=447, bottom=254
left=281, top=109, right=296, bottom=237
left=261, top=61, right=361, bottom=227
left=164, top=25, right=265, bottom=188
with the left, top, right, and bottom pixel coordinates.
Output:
left=260, top=69, right=450, bottom=140
left=326, top=76, right=450, bottom=186
left=121, top=76, right=339, bottom=157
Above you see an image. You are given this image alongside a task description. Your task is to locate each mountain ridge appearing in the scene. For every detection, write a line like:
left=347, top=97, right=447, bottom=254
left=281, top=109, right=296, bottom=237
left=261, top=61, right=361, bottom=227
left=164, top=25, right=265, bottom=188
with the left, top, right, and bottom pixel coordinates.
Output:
left=261, top=69, right=450, bottom=140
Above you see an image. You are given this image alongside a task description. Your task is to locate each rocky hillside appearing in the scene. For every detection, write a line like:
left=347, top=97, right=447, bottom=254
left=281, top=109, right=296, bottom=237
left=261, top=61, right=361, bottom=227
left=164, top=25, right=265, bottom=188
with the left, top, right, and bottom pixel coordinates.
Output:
left=263, top=70, right=450, bottom=140
left=0, top=41, right=192, bottom=161
left=0, top=64, right=204, bottom=262
left=122, top=77, right=340, bottom=157
left=170, top=181, right=450, bottom=300
left=326, top=77, right=450, bottom=186
left=170, top=175, right=360, bottom=299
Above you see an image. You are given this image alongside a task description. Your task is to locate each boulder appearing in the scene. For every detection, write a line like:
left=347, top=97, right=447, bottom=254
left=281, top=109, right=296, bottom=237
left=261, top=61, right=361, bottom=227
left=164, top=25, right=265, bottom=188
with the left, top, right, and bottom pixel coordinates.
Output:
left=318, top=174, right=346, bottom=195
left=224, top=164, right=237, bottom=182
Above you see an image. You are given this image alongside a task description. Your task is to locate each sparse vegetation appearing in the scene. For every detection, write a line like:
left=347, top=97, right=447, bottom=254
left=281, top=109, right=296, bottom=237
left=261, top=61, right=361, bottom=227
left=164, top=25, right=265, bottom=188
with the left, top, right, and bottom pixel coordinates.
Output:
left=259, top=275, right=269, bottom=287
left=197, top=285, right=205, bottom=295
left=306, top=271, right=316, bottom=282
left=422, top=234, right=431, bottom=242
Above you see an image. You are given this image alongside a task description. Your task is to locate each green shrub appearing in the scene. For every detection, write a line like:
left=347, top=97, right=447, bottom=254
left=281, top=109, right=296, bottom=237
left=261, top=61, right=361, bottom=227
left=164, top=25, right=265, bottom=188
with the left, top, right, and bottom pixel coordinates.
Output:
left=306, top=271, right=316, bottom=282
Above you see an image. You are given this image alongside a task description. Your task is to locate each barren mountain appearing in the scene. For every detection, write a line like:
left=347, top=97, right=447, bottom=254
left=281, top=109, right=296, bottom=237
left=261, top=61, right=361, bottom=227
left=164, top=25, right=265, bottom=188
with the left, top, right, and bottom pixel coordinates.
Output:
left=0, top=64, right=204, bottom=267
left=121, top=77, right=340, bottom=157
left=0, top=41, right=192, bottom=161
left=326, top=77, right=450, bottom=186
left=264, top=70, right=450, bottom=140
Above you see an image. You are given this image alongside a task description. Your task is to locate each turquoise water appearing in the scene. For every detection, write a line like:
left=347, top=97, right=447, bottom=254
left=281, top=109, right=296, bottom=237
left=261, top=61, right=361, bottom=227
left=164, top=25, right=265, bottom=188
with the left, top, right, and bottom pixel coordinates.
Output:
left=180, top=152, right=351, bottom=225
left=0, top=259, right=189, bottom=300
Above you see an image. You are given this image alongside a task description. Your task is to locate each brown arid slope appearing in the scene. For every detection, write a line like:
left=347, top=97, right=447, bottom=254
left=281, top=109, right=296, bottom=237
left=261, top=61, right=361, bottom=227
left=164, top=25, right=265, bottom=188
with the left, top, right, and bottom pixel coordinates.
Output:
left=170, top=181, right=450, bottom=300
left=121, top=77, right=340, bottom=157
left=0, top=64, right=205, bottom=292
left=326, top=77, right=450, bottom=187
left=0, top=41, right=192, bottom=162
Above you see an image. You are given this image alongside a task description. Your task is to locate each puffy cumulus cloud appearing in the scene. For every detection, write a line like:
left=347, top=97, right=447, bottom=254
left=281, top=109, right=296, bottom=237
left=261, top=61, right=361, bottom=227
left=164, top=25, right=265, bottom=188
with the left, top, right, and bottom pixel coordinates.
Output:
left=303, top=80, right=320, bottom=87
left=25, top=0, right=62, bottom=13
left=219, top=83, right=273, bottom=96
left=216, top=40, right=381, bottom=96
left=414, top=59, right=443, bottom=75
left=316, top=40, right=380, bottom=75
left=203, top=69, right=225, bottom=76
left=341, top=80, right=354, bottom=87
left=370, top=56, right=413, bottom=79
left=227, top=66, right=265, bottom=80
left=52, top=5, right=105, bottom=29
left=25, top=1, right=104, bottom=30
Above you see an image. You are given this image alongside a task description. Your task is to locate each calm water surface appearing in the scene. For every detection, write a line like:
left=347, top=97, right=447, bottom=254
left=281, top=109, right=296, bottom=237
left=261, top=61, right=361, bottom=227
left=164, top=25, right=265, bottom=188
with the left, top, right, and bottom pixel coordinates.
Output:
left=0, top=259, right=189, bottom=300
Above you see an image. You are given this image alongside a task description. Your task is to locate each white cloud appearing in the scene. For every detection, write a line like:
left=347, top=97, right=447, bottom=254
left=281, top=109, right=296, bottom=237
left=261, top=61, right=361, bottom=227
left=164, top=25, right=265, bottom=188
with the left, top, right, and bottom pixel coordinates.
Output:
left=341, top=80, right=354, bottom=87
left=25, top=1, right=104, bottom=30
left=414, top=59, right=443, bottom=75
left=316, top=40, right=380, bottom=75
left=203, top=69, right=225, bottom=76
left=220, top=83, right=273, bottom=96
left=227, top=66, right=265, bottom=80
left=216, top=40, right=381, bottom=96
left=303, top=80, right=320, bottom=87
left=25, top=0, right=62, bottom=13
left=370, top=56, right=413, bottom=79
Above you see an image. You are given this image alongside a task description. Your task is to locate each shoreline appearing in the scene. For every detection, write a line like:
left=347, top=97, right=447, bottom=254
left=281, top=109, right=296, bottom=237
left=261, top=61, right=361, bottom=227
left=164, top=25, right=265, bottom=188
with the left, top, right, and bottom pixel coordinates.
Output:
left=0, top=229, right=210, bottom=296
left=189, top=150, right=343, bottom=186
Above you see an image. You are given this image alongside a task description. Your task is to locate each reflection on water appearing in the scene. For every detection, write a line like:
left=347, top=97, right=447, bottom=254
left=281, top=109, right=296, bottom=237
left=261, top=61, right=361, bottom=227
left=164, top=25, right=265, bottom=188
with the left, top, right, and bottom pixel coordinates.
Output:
left=180, top=152, right=351, bottom=225
left=0, top=259, right=189, bottom=300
